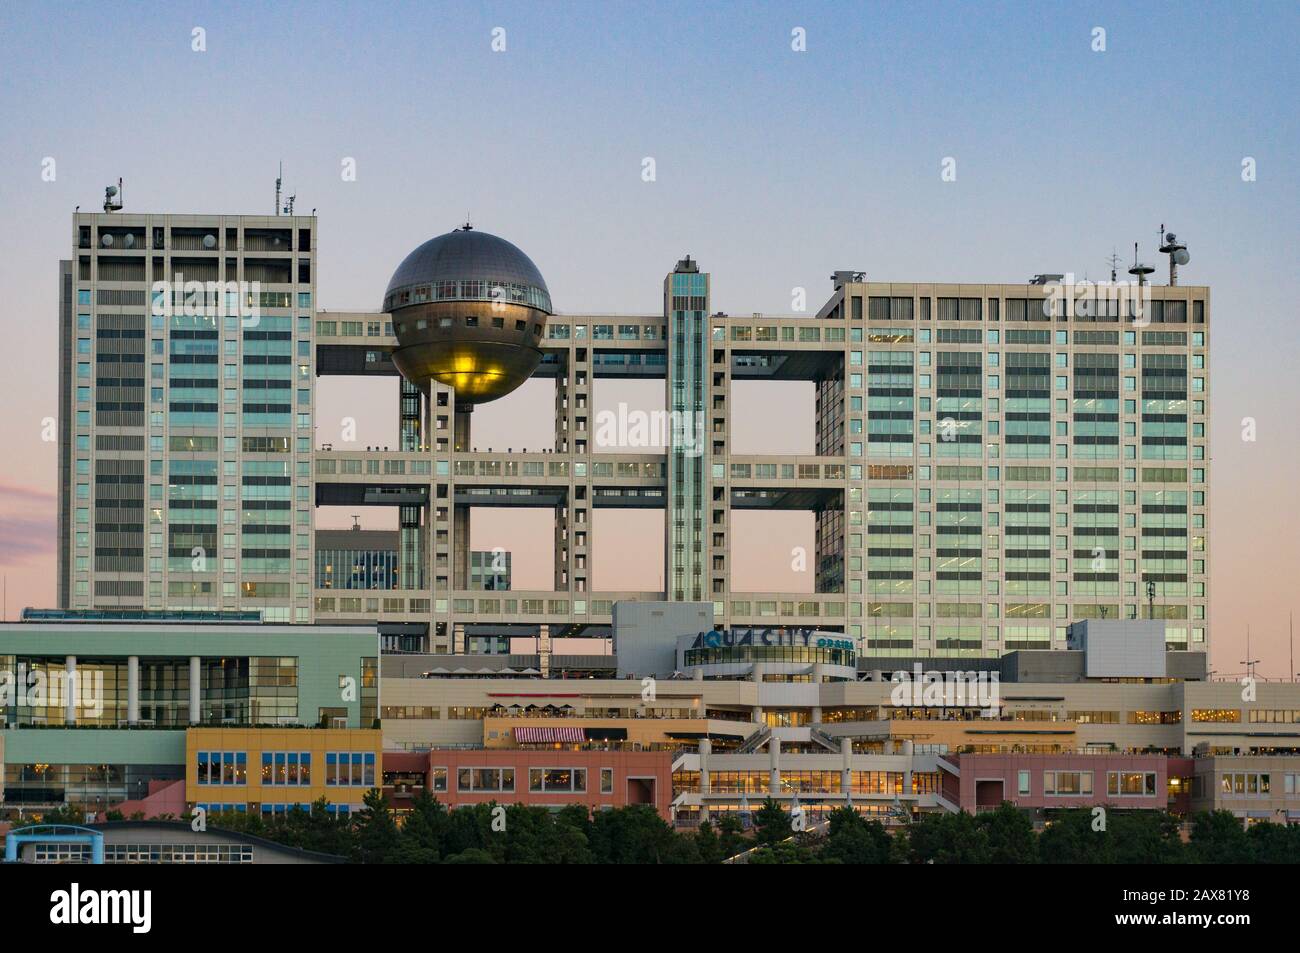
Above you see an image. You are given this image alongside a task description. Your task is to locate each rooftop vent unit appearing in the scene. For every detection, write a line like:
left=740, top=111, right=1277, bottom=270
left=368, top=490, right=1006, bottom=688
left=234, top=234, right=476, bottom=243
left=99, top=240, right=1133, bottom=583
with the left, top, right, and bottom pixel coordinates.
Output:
left=831, top=270, right=865, bottom=289
left=1028, top=273, right=1064, bottom=285
left=674, top=255, right=698, bottom=274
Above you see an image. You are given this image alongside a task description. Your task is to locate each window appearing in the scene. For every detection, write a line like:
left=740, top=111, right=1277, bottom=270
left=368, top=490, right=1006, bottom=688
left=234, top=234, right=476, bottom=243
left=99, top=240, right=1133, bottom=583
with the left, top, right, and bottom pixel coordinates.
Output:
left=1043, top=770, right=1092, bottom=796
left=195, top=751, right=247, bottom=786
left=601, top=768, right=614, bottom=794
left=431, top=767, right=448, bottom=792
left=324, top=751, right=376, bottom=786
left=528, top=767, right=587, bottom=793
left=261, top=751, right=312, bottom=786
left=1191, top=709, right=1240, bottom=723
left=456, top=767, right=515, bottom=793
left=1220, top=772, right=1271, bottom=797
left=1017, top=770, right=1030, bottom=796
left=1107, top=771, right=1157, bottom=797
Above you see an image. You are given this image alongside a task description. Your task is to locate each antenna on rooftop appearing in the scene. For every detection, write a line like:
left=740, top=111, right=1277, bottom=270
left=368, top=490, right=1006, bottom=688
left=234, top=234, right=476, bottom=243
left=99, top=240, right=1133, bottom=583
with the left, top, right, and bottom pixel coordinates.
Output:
left=1106, top=249, right=1121, bottom=283
left=103, top=178, right=123, bottom=213
left=1128, top=242, right=1154, bottom=287
left=275, top=162, right=282, bottom=215
left=1158, top=224, right=1190, bottom=285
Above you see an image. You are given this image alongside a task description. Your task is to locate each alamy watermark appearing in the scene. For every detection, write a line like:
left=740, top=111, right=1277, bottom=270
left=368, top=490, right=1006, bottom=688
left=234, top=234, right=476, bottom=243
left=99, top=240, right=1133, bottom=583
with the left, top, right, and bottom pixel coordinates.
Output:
left=150, top=276, right=263, bottom=327
left=1040, top=273, right=1153, bottom=327
left=0, top=664, right=104, bottom=718
left=594, top=402, right=705, bottom=456
left=888, top=663, right=1000, bottom=713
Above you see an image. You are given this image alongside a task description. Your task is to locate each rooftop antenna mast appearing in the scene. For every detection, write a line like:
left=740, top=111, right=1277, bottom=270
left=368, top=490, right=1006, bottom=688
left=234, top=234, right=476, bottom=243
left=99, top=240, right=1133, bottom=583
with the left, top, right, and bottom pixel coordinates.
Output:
left=1158, top=224, right=1189, bottom=286
left=275, top=162, right=282, bottom=216
left=1128, top=242, right=1154, bottom=288
left=1106, top=249, right=1121, bottom=283
left=102, top=178, right=123, bottom=213
left=1241, top=624, right=1260, bottom=680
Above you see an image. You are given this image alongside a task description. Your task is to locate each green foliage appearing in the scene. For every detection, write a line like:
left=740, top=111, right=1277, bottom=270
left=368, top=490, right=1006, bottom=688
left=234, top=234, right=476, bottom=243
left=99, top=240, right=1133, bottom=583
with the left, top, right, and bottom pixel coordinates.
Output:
left=979, top=803, right=1039, bottom=864
left=752, top=798, right=792, bottom=846
left=1187, top=810, right=1253, bottom=864
left=818, top=807, right=892, bottom=865
left=40, top=787, right=1290, bottom=864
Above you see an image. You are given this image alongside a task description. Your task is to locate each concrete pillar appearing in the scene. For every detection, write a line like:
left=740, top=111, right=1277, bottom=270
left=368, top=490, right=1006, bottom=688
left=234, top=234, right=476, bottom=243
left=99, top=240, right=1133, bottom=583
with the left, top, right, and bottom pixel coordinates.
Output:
left=127, top=655, right=140, bottom=725
left=698, top=738, right=711, bottom=824
left=812, top=706, right=823, bottom=724
left=189, top=656, right=202, bottom=725
left=64, top=655, right=77, bottom=724
left=751, top=661, right=765, bottom=683
left=903, top=739, right=914, bottom=796
left=751, top=705, right=763, bottom=724
left=538, top=624, right=551, bottom=679
left=841, top=736, right=853, bottom=796
left=769, top=735, right=781, bottom=794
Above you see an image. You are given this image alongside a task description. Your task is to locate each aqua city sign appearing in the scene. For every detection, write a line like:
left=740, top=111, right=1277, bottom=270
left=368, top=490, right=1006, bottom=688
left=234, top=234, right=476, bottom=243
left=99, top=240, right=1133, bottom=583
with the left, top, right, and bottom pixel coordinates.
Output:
left=691, top=628, right=855, bottom=653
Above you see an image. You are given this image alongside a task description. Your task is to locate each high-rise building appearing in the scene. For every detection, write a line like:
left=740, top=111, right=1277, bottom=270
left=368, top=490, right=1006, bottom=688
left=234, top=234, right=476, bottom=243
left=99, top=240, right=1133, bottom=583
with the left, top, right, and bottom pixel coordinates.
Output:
left=59, top=213, right=318, bottom=622
left=60, top=213, right=1211, bottom=656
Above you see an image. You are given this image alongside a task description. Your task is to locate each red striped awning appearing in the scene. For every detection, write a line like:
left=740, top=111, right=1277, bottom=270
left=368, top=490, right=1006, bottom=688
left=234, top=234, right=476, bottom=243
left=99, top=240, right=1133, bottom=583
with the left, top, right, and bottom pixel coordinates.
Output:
left=514, top=726, right=586, bottom=744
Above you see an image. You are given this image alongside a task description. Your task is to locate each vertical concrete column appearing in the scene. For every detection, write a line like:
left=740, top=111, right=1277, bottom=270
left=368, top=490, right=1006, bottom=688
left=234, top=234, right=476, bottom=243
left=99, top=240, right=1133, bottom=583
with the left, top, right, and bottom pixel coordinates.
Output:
left=751, top=661, right=765, bottom=683
left=812, top=706, right=823, bottom=724
left=840, top=736, right=853, bottom=798
left=127, top=655, right=140, bottom=725
left=902, top=739, right=914, bottom=797
left=189, top=656, right=201, bottom=725
left=64, top=655, right=77, bottom=724
left=452, top=406, right=472, bottom=595
left=769, top=735, right=781, bottom=795
left=698, top=738, right=711, bottom=824
left=538, top=623, right=551, bottom=679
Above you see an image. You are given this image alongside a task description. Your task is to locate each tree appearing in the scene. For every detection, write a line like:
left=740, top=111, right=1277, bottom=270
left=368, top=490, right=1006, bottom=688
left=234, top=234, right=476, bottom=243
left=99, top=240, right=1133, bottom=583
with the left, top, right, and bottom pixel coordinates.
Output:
left=715, top=813, right=749, bottom=861
left=748, top=840, right=817, bottom=864
left=976, top=803, right=1038, bottom=864
left=353, top=788, right=400, bottom=863
left=901, top=810, right=991, bottom=864
left=1188, top=810, right=1253, bottom=864
left=819, top=808, right=893, bottom=865
left=1108, top=810, right=1184, bottom=864
left=753, top=798, right=791, bottom=847
left=588, top=804, right=687, bottom=863
left=396, top=789, right=445, bottom=863
left=694, top=820, right=725, bottom=864
left=1245, top=818, right=1300, bottom=863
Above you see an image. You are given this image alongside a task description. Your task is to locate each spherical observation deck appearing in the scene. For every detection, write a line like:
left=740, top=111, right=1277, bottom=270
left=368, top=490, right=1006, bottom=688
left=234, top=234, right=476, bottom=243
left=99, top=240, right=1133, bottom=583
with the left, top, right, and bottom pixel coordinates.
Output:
left=382, top=226, right=552, bottom=404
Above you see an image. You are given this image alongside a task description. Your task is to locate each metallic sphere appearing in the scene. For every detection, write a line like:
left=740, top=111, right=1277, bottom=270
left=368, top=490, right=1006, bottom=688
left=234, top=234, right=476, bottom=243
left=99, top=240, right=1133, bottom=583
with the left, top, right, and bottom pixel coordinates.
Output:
left=382, top=226, right=552, bottom=404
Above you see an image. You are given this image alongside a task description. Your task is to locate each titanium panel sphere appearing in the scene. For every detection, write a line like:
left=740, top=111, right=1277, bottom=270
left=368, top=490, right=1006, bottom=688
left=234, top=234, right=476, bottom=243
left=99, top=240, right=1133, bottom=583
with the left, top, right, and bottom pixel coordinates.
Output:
left=382, top=227, right=552, bottom=404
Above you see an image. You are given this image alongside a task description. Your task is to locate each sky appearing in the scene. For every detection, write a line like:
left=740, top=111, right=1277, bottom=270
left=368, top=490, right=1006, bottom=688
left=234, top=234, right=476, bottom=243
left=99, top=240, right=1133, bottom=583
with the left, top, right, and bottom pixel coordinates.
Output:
left=0, top=1, right=1296, bottom=675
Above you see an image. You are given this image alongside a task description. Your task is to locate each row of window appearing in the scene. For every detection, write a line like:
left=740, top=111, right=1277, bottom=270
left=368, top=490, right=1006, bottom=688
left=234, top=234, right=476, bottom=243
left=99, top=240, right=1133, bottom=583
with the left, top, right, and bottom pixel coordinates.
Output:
left=195, top=751, right=375, bottom=786
left=1036, top=770, right=1159, bottom=797
left=437, top=766, right=617, bottom=795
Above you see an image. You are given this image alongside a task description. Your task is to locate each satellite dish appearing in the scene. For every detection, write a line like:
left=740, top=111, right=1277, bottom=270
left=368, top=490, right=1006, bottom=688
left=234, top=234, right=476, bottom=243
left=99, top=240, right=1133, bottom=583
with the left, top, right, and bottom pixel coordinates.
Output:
left=202, top=234, right=217, bottom=249
left=101, top=233, right=113, bottom=246
left=1173, top=248, right=1190, bottom=266
left=1164, top=232, right=1176, bottom=243
left=123, top=233, right=135, bottom=248
left=106, top=185, right=118, bottom=197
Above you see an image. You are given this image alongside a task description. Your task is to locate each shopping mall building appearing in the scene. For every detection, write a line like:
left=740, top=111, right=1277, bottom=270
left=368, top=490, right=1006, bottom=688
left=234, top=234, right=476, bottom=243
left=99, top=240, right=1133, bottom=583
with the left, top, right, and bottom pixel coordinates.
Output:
left=6, top=608, right=1295, bottom=842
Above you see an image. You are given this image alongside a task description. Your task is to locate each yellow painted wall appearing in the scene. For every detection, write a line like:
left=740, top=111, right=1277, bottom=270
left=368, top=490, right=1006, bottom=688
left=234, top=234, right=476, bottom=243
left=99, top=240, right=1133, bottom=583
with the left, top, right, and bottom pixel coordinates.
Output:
left=185, top=727, right=383, bottom=808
